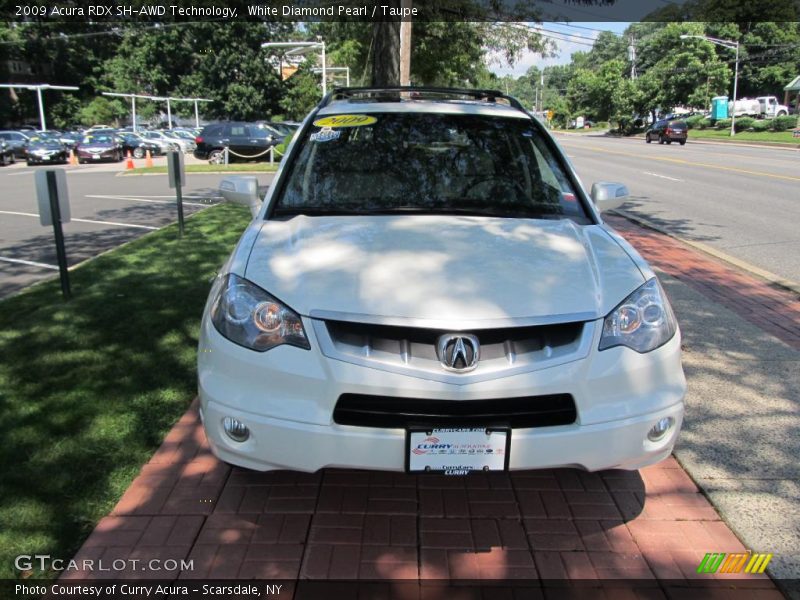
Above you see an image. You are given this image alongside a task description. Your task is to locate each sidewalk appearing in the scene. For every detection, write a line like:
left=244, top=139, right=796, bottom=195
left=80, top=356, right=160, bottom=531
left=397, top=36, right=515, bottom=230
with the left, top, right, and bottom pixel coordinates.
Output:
left=61, top=215, right=797, bottom=597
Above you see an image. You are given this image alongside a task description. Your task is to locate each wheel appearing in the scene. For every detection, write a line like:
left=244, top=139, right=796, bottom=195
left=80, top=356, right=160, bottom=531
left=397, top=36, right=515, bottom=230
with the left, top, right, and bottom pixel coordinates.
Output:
left=26, top=160, right=33, bottom=166
left=679, top=140, right=686, bottom=146
left=133, top=146, right=145, bottom=159
left=208, top=149, right=225, bottom=165
left=658, top=135, right=665, bottom=144
left=666, top=139, right=672, bottom=145
left=645, top=134, right=652, bottom=143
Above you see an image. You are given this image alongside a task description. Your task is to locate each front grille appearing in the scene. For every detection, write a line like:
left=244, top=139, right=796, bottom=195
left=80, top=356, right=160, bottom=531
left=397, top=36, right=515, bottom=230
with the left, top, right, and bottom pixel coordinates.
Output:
left=323, top=319, right=585, bottom=375
left=333, top=393, right=577, bottom=429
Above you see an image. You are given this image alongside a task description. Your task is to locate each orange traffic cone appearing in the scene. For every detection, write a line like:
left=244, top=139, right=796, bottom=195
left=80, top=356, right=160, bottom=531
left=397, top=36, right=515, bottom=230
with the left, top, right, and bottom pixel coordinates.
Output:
left=125, top=150, right=134, bottom=170
left=69, top=149, right=78, bottom=166
left=145, top=149, right=153, bottom=168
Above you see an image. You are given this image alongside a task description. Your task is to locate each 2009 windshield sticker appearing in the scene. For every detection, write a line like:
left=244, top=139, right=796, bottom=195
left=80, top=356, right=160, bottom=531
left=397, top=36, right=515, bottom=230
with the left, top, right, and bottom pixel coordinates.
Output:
left=310, top=127, right=341, bottom=143
left=312, top=114, right=378, bottom=128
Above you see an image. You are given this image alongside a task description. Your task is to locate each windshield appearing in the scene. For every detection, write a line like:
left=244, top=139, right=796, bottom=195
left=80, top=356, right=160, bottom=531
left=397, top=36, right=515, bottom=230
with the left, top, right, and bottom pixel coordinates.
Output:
left=274, top=112, right=588, bottom=223
left=82, top=135, right=113, bottom=144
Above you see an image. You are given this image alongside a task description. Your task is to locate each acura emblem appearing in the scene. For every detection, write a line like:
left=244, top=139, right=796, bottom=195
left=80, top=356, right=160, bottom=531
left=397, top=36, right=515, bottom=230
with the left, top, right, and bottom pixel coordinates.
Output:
left=437, top=333, right=480, bottom=372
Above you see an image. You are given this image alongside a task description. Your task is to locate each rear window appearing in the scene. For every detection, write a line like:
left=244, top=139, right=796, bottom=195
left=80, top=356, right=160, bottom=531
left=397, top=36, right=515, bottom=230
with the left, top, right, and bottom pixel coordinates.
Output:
left=668, top=121, right=687, bottom=130
left=274, top=112, right=588, bottom=223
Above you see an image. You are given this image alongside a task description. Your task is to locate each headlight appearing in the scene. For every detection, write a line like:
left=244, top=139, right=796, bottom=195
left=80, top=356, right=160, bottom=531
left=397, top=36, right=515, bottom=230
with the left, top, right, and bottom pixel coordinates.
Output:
left=210, top=273, right=310, bottom=352
left=599, top=278, right=677, bottom=353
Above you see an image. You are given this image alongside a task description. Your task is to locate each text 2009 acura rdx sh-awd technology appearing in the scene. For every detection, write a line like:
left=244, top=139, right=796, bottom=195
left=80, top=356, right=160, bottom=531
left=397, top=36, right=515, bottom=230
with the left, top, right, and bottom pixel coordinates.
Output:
left=199, top=87, right=686, bottom=474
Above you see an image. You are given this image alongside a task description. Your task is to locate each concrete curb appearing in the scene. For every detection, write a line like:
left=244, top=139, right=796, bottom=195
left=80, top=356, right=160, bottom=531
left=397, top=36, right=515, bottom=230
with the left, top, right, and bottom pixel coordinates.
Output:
left=554, top=130, right=800, bottom=151
left=611, top=208, right=800, bottom=296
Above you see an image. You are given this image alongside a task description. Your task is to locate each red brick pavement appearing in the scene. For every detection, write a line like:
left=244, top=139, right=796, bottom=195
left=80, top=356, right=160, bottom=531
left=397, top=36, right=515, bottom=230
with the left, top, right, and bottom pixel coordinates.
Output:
left=605, top=215, right=800, bottom=351
left=62, top=217, right=795, bottom=598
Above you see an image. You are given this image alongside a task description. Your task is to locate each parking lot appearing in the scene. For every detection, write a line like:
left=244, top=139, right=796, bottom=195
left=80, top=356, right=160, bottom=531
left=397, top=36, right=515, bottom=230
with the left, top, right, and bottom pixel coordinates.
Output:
left=0, top=156, right=274, bottom=298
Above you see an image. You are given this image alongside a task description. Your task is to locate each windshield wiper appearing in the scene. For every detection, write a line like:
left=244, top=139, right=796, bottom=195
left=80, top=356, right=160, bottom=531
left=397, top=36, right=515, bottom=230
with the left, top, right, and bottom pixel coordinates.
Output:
left=273, top=206, right=364, bottom=216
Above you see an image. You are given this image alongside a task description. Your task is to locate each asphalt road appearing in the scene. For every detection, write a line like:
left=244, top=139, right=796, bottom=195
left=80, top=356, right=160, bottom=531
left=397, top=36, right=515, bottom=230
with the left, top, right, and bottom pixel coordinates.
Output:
left=554, top=133, right=800, bottom=284
left=0, top=161, right=272, bottom=299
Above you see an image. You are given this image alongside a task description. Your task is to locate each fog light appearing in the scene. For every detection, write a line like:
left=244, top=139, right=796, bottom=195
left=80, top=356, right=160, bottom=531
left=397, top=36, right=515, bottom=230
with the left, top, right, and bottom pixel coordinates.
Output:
left=647, top=417, right=674, bottom=442
left=222, top=417, right=249, bottom=442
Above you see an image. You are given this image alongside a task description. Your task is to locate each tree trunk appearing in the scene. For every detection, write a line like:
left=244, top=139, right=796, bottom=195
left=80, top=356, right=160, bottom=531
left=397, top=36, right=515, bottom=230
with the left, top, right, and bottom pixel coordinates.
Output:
left=371, top=1, right=401, bottom=87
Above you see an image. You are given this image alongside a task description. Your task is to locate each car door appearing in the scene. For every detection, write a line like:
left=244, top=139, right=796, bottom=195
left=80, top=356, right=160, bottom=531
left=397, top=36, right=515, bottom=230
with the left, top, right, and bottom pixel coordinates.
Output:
left=224, top=123, right=254, bottom=158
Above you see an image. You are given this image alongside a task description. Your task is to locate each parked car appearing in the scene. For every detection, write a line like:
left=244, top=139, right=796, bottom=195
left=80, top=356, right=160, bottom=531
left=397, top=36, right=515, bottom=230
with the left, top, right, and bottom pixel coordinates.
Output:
left=194, top=121, right=280, bottom=163
left=645, top=119, right=688, bottom=145
left=117, top=132, right=162, bottom=158
left=159, top=129, right=197, bottom=153
left=0, top=130, right=30, bottom=158
left=201, top=87, right=686, bottom=474
left=25, top=137, right=69, bottom=165
left=137, top=130, right=186, bottom=153
left=75, top=132, right=123, bottom=163
left=0, top=140, right=14, bottom=165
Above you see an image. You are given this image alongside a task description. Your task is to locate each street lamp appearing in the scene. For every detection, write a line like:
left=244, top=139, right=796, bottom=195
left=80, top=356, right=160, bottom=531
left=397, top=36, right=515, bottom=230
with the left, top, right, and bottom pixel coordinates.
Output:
left=262, top=41, right=327, bottom=97
left=312, top=66, right=350, bottom=87
left=0, top=83, right=79, bottom=131
left=680, top=34, right=740, bottom=137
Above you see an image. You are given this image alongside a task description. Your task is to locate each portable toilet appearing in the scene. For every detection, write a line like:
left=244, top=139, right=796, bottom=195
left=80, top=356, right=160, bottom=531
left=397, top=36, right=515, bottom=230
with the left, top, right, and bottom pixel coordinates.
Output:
left=711, top=96, right=729, bottom=119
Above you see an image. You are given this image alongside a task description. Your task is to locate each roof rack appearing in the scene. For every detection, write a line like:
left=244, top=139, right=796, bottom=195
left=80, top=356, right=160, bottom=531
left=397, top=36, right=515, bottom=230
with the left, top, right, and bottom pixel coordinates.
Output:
left=321, top=86, right=527, bottom=113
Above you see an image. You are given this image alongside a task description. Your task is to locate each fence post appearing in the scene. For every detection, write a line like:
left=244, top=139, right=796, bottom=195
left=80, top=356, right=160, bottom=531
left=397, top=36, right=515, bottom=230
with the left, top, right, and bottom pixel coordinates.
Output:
left=224, top=146, right=229, bottom=165
left=270, top=146, right=274, bottom=165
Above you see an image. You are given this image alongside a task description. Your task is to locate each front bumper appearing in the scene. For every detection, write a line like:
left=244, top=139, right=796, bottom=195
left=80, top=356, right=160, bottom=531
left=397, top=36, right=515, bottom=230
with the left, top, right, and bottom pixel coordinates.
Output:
left=198, top=318, right=686, bottom=473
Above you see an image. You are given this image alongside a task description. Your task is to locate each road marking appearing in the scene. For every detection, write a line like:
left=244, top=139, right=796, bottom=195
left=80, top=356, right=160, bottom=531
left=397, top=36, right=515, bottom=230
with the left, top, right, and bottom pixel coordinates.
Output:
left=643, top=171, right=683, bottom=182
left=0, top=210, right=158, bottom=230
left=560, top=142, right=800, bottom=182
left=0, top=256, right=59, bottom=270
left=86, top=194, right=211, bottom=207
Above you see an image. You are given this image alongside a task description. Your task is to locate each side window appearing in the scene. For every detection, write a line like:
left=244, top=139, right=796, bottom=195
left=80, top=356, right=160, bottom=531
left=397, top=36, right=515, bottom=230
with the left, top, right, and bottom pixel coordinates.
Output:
left=204, top=124, right=222, bottom=137
left=229, top=125, right=247, bottom=137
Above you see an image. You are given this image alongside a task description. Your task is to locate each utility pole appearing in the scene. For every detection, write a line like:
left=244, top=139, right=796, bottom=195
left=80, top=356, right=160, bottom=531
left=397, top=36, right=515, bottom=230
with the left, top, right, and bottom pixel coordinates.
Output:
left=399, top=0, right=412, bottom=85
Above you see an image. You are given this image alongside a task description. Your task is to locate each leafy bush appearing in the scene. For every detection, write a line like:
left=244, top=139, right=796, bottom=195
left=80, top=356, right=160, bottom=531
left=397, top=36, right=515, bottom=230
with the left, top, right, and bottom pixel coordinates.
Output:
left=734, top=116, right=755, bottom=132
left=685, top=115, right=704, bottom=129
left=750, top=120, right=769, bottom=132
left=771, top=115, right=798, bottom=131
left=715, top=119, right=732, bottom=130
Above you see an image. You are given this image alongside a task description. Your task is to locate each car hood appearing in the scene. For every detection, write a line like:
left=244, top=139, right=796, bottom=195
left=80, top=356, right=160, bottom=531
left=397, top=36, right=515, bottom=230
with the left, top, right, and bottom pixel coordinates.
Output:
left=244, top=216, right=645, bottom=325
left=30, top=142, right=63, bottom=150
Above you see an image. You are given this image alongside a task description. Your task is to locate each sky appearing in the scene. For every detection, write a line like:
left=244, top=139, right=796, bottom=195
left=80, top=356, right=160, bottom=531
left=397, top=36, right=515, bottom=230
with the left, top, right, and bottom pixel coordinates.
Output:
left=487, top=22, right=631, bottom=78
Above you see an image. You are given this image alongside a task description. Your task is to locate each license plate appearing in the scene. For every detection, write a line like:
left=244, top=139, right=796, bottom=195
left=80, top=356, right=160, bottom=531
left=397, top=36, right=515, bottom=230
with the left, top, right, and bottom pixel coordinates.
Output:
left=92, top=155, right=100, bottom=160
left=42, top=156, right=50, bottom=160
left=407, top=428, right=509, bottom=474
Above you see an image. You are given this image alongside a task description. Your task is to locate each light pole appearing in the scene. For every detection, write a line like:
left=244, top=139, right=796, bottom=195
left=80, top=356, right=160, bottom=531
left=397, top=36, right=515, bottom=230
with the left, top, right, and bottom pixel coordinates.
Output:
left=0, top=83, right=79, bottom=131
left=680, top=34, right=740, bottom=137
left=312, top=66, right=350, bottom=87
left=262, top=41, right=327, bottom=97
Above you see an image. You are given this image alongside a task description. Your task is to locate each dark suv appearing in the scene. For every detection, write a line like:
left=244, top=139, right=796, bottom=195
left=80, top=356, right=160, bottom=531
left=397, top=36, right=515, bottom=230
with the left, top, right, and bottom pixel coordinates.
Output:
left=645, top=119, right=687, bottom=145
left=194, top=122, right=281, bottom=163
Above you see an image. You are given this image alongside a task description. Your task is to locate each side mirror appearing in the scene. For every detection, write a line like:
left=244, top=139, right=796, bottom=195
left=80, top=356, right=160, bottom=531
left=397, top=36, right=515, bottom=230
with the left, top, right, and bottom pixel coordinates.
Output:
left=219, top=176, right=262, bottom=218
left=591, top=182, right=629, bottom=212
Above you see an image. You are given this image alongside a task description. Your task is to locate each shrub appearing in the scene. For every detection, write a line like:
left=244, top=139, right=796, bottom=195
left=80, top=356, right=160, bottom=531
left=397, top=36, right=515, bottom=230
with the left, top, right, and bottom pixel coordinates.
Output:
left=733, top=116, right=755, bottom=132
left=685, top=115, right=704, bottom=129
left=715, top=118, right=731, bottom=130
left=771, top=115, right=798, bottom=131
left=698, top=118, right=713, bottom=130
left=750, top=120, right=769, bottom=132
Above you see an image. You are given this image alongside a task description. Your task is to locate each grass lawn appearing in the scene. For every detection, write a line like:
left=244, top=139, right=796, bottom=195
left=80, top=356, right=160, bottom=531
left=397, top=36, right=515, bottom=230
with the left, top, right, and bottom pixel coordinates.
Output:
left=126, top=163, right=280, bottom=175
left=687, top=128, right=800, bottom=144
left=0, top=204, right=251, bottom=579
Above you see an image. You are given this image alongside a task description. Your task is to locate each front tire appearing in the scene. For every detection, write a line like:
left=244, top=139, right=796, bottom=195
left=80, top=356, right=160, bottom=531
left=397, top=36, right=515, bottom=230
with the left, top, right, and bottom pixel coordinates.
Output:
left=208, top=149, right=225, bottom=165
left=646, top=134, right=652, bottom=143
left=133, top=147, right=145, bottom=159
left=679, top=140, right=686, bottom=146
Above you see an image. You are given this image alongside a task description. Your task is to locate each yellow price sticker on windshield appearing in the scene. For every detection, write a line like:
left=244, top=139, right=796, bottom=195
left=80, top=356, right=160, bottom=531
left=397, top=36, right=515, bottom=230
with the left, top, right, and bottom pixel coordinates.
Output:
left=313, top=114, right=377, bottom=128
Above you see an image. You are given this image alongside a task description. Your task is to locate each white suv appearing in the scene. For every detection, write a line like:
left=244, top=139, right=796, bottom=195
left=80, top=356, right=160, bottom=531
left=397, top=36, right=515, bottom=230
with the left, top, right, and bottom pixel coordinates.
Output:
left=200, top=87, right=685, bottom=474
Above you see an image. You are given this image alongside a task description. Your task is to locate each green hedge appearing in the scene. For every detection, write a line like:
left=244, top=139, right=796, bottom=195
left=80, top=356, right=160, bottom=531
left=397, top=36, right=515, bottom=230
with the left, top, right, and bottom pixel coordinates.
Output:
left=685, top=115, right=705, bottom=129
left=715, top=118, right=732, bottom=130
left=771, top=115, right=798, bottom=131
left=734, top=116, right=756, bottom=132
left=750, top=120, right=769, bottom=132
